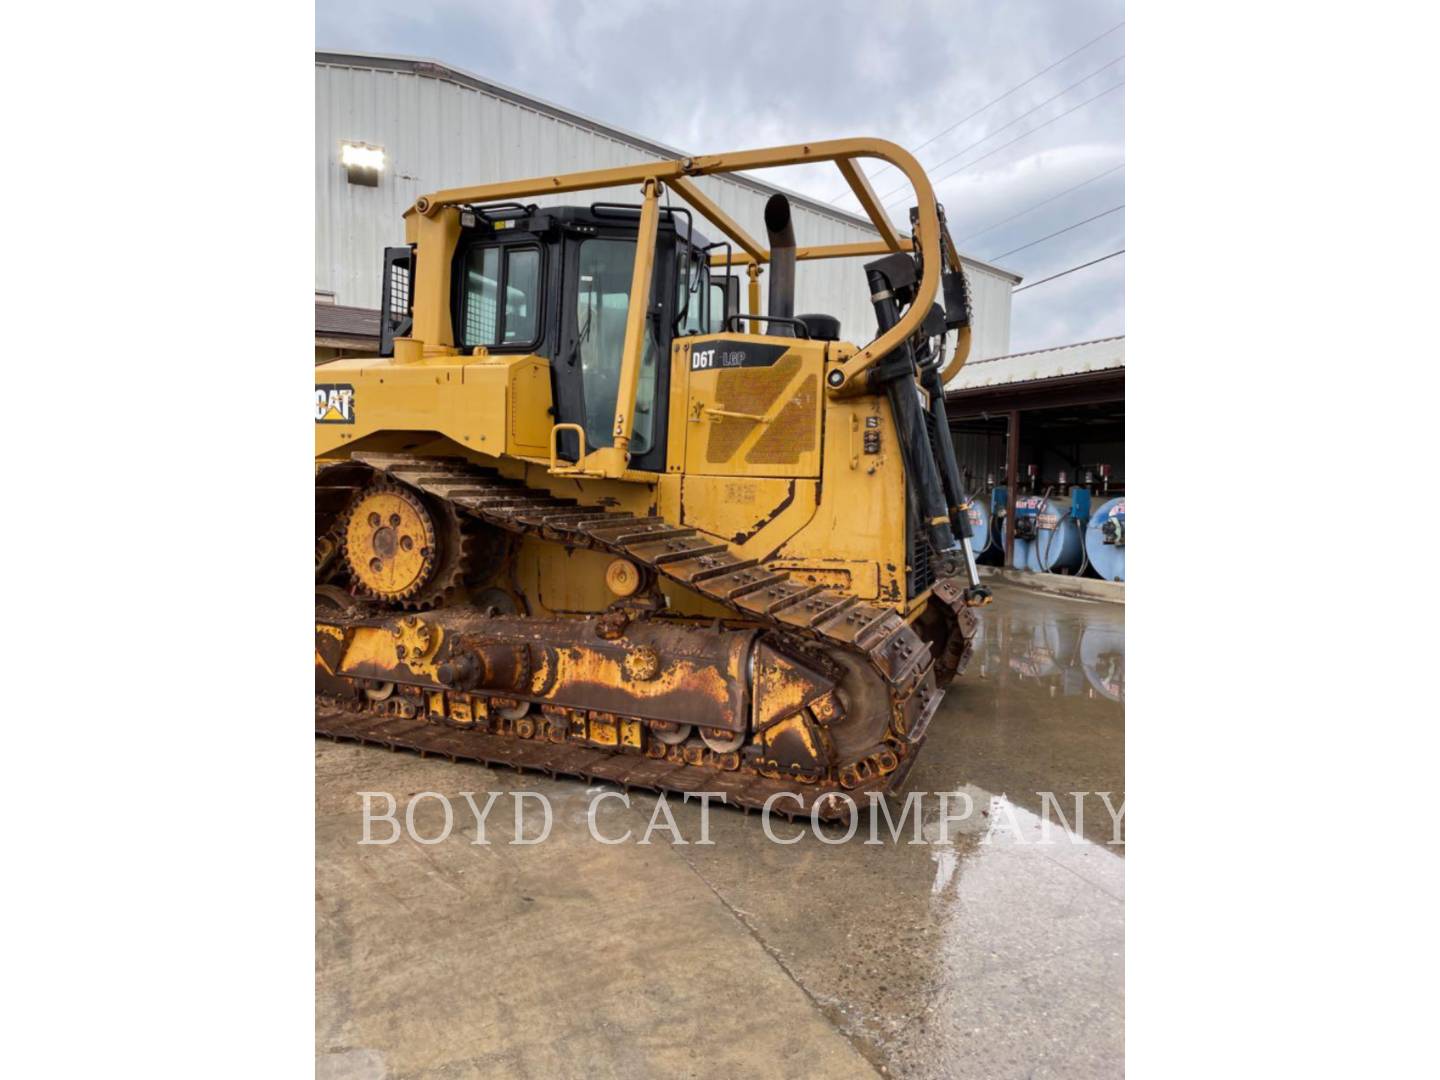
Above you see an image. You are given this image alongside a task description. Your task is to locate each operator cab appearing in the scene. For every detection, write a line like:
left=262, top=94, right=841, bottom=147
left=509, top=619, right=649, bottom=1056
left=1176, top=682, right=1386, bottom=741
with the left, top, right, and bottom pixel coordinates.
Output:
left=383, top=202, right=742, bottom=473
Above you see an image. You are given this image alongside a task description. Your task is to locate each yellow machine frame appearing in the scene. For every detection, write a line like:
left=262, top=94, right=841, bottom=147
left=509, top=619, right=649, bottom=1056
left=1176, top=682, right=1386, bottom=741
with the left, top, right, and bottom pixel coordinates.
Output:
left=392, top=137, right=971, bottom=480
left=315, top=139, right=989, bottom=812
left=318, top=137, right=979, bottom=619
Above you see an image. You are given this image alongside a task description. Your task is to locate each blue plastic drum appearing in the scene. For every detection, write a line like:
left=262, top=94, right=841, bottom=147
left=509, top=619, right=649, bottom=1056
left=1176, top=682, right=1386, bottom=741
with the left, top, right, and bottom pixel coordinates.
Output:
left=1012, top=494, right=1084, bottom=573
left=963, top=496, right=991, bottom=555
left=1084, top=497, right=1126, bottom=582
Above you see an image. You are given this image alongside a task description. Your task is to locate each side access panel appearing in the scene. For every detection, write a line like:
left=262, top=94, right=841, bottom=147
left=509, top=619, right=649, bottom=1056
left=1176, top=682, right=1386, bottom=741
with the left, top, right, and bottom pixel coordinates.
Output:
left=677, top=335, right=825, bottom=479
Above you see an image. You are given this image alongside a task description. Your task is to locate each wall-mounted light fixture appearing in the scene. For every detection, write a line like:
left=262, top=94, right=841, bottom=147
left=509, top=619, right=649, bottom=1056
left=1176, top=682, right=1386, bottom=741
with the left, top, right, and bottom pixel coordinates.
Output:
left=341, top=142, right=385, bottom=186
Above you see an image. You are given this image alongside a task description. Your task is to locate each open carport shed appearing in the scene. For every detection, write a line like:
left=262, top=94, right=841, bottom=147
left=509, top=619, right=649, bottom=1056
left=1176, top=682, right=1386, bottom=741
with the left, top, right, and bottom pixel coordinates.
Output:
left=946, top=336, right=1125, bottom=566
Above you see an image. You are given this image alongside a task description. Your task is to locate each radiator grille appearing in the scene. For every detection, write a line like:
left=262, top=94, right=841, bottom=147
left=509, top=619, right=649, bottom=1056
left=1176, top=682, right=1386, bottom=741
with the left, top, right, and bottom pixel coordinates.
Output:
left=748, top=374, right=818, bottom=464
left=909, top=524, right=935, bottom=597
left=706, top=355, right=807, bottom=464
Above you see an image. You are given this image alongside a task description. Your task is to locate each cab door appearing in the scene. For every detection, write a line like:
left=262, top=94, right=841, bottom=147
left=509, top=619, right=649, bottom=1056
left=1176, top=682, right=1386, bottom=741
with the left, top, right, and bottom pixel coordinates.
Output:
left=552, top=226, right=678, bottom=474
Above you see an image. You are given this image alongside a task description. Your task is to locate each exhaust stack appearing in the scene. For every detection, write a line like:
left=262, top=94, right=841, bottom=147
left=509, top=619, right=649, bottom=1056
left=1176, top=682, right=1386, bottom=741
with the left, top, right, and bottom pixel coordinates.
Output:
left=763, top=193, right=795, bottom=336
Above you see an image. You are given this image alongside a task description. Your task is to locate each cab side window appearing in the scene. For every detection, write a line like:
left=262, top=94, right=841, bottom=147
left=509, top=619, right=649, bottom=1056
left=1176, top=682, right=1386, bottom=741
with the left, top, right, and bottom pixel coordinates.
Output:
left=707, top=281, right=727, bottom=333
left=462, top=244, right=542, bottom=348
left=675, top=244, right=709, bottom=335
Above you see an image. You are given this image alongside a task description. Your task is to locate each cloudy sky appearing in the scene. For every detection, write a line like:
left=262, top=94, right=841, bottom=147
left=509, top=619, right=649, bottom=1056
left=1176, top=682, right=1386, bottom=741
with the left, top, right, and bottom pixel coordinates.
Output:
left=318, top=0, right=1124, bottom=353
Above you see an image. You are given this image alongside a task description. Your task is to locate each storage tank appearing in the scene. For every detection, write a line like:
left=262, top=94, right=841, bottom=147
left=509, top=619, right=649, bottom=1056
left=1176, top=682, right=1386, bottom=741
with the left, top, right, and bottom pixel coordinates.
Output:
left=1012, top=493, right=1084, bottom=573
left=978, top=485, right=1008, bottom=564
left=1084, top=497, right=1126, bottom=582
left=963, top=495, right=991, bottom=556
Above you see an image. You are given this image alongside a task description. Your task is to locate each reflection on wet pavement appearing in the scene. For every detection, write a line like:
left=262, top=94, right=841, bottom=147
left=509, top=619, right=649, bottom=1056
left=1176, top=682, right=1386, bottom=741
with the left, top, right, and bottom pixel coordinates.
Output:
left=670, top=583, right=1125, bottom=1078
left=316, top=581, right=1124, bottom=1079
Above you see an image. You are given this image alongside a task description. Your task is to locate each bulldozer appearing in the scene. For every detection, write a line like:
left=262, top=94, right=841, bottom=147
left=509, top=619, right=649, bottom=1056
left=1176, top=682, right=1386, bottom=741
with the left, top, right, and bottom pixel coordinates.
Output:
left=315, top=138, right=991, bottom=821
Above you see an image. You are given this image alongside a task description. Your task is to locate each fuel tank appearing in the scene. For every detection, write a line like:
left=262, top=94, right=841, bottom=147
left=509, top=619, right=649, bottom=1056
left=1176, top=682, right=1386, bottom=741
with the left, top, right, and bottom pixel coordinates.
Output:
left=1011, top=494, right=1084, bottom=574
left=1085, top=497, right=1126, bottom=582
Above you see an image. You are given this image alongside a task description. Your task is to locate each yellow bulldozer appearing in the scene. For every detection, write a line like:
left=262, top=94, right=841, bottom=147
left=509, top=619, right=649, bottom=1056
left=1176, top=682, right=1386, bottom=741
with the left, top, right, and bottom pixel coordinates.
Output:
left=315, top=138, right=991, bottom=821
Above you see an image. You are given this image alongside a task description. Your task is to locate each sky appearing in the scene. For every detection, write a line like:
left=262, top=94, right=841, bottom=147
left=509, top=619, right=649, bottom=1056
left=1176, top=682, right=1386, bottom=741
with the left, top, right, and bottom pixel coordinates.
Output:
left=317, top=0, right=1125, bottom=354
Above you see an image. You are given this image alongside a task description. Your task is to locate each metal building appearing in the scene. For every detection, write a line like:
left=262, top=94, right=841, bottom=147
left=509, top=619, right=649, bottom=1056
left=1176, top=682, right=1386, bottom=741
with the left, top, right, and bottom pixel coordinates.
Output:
left=315, top=51, right=1019, bottom=366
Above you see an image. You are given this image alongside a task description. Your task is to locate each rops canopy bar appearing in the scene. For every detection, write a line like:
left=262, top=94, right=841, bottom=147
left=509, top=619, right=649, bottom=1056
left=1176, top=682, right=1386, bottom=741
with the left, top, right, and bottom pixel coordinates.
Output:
left=412, top=138, right=967, bottom=396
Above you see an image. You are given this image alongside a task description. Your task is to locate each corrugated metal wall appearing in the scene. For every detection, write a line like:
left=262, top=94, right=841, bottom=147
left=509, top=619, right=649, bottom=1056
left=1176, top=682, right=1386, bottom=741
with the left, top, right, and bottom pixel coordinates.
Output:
left=316, top=55, right=1015, bottom=361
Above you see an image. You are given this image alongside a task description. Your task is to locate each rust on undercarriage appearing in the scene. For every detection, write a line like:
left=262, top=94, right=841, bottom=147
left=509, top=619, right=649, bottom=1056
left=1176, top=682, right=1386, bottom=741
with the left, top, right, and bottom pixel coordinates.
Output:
left=325, top=609, right=760, bottom=733
left=315, top=453, right=979, bottom=815
left=315, top=706, right=916, bottom=822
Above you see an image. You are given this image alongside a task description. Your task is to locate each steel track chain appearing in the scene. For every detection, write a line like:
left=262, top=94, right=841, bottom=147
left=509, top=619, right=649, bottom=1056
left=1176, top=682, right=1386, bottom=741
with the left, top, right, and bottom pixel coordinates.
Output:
left=314, top=706, right=916, bottom=822
left=333, top=452, right=955, bottom=735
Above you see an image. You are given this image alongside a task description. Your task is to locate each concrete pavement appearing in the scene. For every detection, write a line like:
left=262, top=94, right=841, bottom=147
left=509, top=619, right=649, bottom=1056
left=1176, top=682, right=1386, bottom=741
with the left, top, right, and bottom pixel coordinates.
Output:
left=316, top=582, right=1124, bottom=1078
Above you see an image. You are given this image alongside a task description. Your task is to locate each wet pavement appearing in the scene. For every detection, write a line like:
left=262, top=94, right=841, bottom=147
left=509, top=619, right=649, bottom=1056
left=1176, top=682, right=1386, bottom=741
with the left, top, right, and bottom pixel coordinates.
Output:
left=316, top=581, right=1124, bottom=1078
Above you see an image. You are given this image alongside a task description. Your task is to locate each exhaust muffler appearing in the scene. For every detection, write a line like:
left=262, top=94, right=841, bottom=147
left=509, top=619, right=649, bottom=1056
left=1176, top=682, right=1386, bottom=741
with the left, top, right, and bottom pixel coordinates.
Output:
left=763, top=193, right=795, bottom=336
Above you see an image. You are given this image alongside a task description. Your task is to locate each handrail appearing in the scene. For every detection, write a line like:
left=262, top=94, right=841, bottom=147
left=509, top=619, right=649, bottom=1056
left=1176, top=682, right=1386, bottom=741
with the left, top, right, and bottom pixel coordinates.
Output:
left=548, top=422, right=587, bottom=475
left=722, top=314, right=810, bottom=338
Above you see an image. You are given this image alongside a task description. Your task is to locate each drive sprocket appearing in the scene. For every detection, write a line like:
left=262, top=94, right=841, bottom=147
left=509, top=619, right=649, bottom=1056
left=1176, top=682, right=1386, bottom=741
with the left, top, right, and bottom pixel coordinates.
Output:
left=340, top=482, right=468, bottom=609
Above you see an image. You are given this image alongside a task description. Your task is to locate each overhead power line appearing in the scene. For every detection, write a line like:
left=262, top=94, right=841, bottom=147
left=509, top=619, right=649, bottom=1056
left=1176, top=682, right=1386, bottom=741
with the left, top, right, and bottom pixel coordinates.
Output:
left=1012, top=249, right=1125, bottom=293
left=888, top=79, right=1125, bottom=211
left=827, top=19, right=1124, bottom=205
left=959, top=163, right=1124, bottom=244
left=874, top=54, right=1124, bottom=205
left=989, top=204, right=1124, bottom=261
